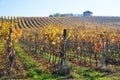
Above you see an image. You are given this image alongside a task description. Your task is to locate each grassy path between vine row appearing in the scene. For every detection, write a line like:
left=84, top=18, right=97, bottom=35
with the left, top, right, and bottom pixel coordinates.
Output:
left=14, top=42, right=67, bottom=80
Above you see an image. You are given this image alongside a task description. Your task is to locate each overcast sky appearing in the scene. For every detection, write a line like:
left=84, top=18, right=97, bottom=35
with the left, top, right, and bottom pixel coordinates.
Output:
left=0, top=0, right=120, bottom=16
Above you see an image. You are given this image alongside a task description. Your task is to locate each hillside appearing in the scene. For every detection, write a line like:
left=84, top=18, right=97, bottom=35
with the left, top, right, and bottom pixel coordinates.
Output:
left=0, top=16, right=120, bottom=80
left=1, top=16, right=120, bottom=29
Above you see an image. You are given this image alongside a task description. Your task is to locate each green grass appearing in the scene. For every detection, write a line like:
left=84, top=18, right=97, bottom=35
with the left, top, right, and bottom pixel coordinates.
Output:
left=71, top=66, right=117, bottom=80
left=14, top=42, right=67, bottom=80
left=15, top=42, right=120, bottom=80
left=15, top=43, right=37, bottom=69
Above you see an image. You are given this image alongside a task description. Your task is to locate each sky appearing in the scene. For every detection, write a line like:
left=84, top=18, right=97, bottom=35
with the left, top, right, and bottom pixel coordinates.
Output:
left=0, top=0, right=120, bottom=17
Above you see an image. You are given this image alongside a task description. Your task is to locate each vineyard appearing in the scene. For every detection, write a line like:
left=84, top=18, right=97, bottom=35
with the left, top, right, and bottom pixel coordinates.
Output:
left=0, top=16, right=120, bottom=80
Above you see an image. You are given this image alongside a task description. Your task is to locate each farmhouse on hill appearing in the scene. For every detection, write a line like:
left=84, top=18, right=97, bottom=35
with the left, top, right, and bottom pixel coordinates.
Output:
left=83, top=11, right=93, bottom=16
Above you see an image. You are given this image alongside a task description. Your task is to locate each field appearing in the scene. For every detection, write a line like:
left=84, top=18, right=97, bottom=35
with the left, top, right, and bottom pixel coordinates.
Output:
left=0, top=16, right=120, bottom=80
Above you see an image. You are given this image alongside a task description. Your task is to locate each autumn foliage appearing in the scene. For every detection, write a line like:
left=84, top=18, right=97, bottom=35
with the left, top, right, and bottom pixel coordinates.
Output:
left=0, top=21, right=22, bottom=43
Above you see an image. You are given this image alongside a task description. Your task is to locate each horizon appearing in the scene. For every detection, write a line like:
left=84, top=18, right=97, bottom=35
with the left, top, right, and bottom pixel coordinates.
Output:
left=0, top=0, right=120, bottom=17
left=1, top=15, right=120, bottom=17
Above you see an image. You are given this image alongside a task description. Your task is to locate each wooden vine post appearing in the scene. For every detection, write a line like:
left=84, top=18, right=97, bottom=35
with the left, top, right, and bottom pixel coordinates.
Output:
left=59, top=29, right=70, bottom=75
left=7, top=27, right=14, bottom=68
left=105, top=33, right=109, bottom=66
left=101, top=32, right=109, bottom=67
left=9, top=28, right=12, bottom=43
left=6, top=27, right=13, bottom=78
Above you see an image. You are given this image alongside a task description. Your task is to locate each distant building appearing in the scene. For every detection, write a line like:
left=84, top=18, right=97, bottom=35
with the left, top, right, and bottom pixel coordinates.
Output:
left=83, top=11, right=93, bottom=16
